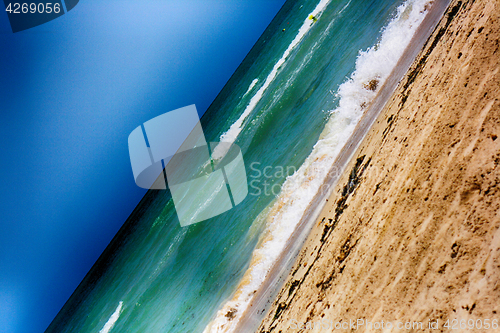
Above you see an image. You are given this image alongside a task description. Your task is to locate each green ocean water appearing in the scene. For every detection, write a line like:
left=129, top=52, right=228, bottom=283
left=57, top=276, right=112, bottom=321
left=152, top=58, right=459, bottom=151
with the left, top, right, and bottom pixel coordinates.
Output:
left=45, top=0, right=433, bottom=332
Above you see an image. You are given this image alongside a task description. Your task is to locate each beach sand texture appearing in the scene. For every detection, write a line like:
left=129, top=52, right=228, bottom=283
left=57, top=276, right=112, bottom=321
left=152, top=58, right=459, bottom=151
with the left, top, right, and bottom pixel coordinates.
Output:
left=258, top=0, right=500, bottom=331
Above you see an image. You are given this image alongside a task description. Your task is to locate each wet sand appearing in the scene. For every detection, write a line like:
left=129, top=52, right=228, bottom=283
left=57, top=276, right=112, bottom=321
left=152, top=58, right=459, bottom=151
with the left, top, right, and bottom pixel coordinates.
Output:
left=256, top=0, right=500, bottom=331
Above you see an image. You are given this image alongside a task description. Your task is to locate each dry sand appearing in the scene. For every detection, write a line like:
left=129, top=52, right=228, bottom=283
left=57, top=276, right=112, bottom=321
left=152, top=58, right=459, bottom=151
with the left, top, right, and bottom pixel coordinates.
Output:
left=257, top=0, right=500, bottom=331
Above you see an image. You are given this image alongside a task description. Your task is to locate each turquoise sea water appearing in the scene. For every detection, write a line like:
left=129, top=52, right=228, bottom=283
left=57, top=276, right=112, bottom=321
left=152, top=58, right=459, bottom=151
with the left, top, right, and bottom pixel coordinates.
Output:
left=45, top=0, right=434, bottom=332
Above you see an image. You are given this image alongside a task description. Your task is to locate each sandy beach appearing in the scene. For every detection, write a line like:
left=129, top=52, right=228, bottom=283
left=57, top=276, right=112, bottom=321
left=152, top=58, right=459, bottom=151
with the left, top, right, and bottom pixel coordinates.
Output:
left=256, top=0, right=500, bottom=331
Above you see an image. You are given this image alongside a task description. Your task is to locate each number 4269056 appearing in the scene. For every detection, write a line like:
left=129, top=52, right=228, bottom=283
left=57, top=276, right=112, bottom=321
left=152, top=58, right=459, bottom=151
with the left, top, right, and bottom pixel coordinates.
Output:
left=6, top=3, right=61, bottom=14
left=444, top=319, right=498, bottom=330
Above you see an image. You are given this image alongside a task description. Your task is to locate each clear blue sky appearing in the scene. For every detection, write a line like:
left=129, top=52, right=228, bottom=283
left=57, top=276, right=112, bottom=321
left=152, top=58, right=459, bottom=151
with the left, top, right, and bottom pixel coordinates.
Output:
left=0, top=1, right=286, bottom=332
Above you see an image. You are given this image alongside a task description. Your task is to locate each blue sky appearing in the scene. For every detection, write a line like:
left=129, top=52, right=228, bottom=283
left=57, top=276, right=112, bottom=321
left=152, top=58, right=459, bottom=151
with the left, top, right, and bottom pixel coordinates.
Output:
left=0, top=1, right=286, bottom=331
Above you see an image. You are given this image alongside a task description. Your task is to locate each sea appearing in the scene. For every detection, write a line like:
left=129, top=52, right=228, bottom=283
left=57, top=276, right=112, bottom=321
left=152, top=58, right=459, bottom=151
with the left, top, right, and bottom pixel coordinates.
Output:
left=45, top=0, right=437, bottom=332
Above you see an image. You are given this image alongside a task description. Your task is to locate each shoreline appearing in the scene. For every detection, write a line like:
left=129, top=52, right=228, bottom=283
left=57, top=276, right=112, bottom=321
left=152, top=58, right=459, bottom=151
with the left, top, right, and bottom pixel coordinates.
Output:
left=233, top=0, right=453, bottom=332
left=258, top=0, right=500, bottom=331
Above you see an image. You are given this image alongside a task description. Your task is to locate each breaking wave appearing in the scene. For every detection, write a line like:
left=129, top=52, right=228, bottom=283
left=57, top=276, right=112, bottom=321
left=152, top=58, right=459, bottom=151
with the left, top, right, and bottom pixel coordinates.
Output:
left=204, top=0, right=435, bottom=331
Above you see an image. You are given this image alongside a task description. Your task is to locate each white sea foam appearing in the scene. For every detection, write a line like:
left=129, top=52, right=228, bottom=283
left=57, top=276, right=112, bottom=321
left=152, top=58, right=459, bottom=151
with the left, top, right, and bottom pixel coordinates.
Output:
left=203, top=0, right=434, bottom=332
left=99, top=301, right=123, bottom=333
left=212, top=0, right=332, bottom=161
left=243, top=79, right=259, bottom=97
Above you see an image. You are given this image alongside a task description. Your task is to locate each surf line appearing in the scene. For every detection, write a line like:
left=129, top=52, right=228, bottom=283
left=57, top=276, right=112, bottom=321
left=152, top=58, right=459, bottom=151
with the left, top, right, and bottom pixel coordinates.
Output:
left=212, top=0, right=332, bottom=161
left=99, top=301, right=123, bottom=333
